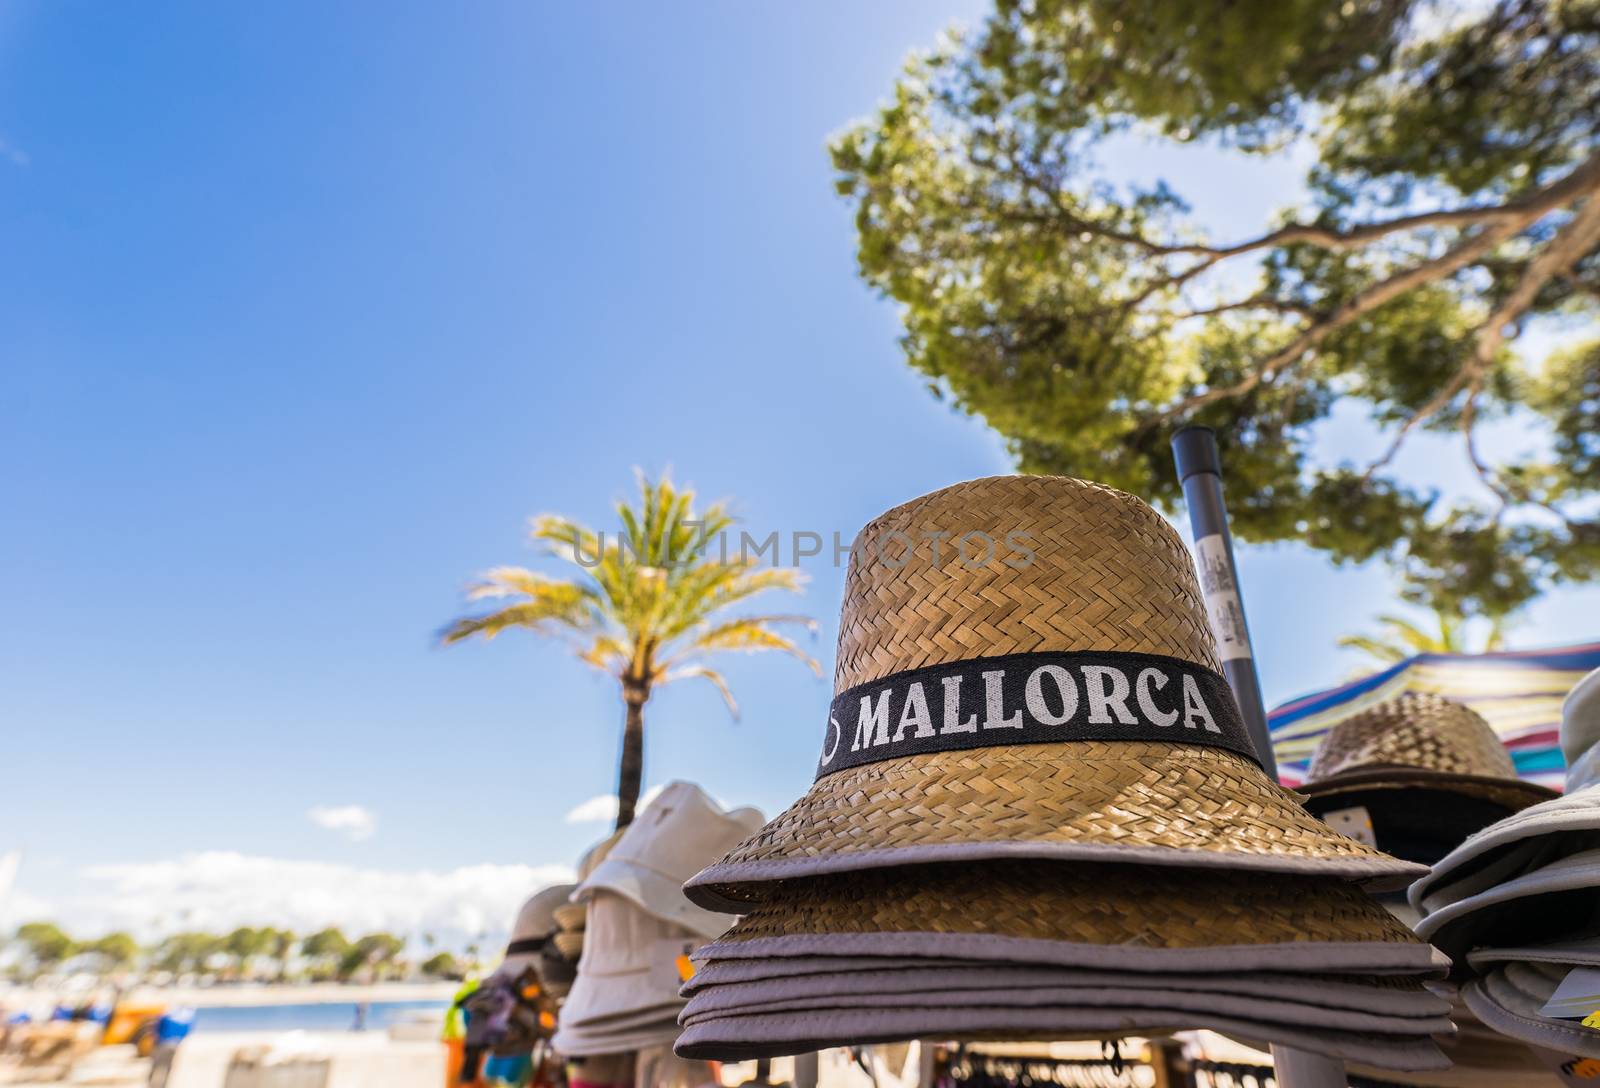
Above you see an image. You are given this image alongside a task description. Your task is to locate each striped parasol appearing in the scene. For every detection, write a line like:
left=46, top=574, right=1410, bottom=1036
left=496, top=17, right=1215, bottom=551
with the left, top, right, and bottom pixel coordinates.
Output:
left=1269, top=641, right=1600, bottom=792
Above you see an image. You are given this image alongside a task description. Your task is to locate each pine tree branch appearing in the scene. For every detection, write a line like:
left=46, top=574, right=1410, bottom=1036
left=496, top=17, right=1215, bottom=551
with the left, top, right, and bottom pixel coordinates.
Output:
left=1029, top=151, right=1600, bottom=262
left=1365, top=192, right=1600, bottom=475
left=1145, top=213, right=1536, bottom=427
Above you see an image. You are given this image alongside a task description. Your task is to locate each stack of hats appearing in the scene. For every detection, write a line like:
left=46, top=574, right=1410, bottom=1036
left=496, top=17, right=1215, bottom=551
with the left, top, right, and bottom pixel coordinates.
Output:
left=1296, top=693, right=1560, bottom=1086
left=673, top=476, right=1454, bottom=1072
left=552, top=781, right=763, bottom=1056
left=503, top=882, right=578, bottom=985
left=546, top=830, right=626, bottom=995
left=1411, top=668, right=1600, bottom=1064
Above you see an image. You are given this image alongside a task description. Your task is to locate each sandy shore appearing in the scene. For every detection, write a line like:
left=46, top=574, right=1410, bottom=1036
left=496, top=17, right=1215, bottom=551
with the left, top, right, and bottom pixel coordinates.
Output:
left=3, top=980, right=456, bottom=1010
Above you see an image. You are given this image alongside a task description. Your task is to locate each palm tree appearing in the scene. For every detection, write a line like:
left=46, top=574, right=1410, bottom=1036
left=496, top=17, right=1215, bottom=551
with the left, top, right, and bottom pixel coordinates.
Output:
left=1339, top=609, right=1508, bottom=666
left=441, top=472, right=818, bottom=829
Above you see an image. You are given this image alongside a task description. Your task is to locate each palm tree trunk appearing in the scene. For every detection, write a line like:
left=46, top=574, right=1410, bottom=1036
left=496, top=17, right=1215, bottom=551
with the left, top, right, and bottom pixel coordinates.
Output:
left=615, top=680, right=649, bottom=830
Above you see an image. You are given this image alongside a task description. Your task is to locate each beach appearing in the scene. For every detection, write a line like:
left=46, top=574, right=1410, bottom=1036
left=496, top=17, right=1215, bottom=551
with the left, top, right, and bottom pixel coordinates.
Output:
left=0, top=984, right=454, bottom=1088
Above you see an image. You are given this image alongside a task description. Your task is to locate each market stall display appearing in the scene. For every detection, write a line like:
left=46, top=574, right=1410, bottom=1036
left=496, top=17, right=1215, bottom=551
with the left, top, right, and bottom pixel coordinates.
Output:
left=1407, top=668, right=1600, bottom=1061
left=673, top=475, right=1450, bottom=1072
left=553, top=781, right=763, bottom=1058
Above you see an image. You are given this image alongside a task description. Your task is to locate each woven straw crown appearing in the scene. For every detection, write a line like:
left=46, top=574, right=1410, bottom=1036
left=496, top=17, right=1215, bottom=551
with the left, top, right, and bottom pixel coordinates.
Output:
left=1307, top=693, right=1517, bottom=783
left=683, top=476, right=1424, bottom=911
left=832, top=474, right=1220, bottom=690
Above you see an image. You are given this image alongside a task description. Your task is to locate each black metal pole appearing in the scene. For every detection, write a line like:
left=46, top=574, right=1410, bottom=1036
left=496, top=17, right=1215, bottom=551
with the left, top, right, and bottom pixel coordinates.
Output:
left=1171, top=425, right=1346, bottom=1088
left=1170, top=425, right=1277, bottom=779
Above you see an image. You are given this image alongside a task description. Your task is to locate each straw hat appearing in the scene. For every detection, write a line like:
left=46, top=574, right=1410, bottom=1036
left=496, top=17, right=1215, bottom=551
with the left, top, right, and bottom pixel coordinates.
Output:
left=1410, top=668, right=1600, bottom=915
left=692, top=861, right=1441, bottom=976
left=1301, top=693, right=1555, bottom=813
left=686, top=476, right=1420, bottom=911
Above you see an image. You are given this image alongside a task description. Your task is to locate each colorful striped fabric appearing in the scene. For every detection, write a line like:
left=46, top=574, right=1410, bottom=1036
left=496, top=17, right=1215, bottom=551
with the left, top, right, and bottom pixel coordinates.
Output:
left=1268, top=641, right=1600, bottom=793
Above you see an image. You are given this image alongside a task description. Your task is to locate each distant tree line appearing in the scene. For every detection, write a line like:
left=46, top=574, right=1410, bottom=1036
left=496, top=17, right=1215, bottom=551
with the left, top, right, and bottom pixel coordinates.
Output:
left=3, top=922, right=468, bottom=983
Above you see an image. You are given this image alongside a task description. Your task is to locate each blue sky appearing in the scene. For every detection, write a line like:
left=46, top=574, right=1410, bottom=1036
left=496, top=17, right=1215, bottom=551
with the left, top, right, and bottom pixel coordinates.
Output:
left=2, top=2, right=1596, bottom=946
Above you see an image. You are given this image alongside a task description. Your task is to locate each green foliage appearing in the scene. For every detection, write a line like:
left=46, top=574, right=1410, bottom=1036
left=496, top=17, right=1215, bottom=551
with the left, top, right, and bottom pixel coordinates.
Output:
left=420, top=951, right=464, bottom=980
left=153, top=931, right=223, bottom=975
left=832, top=0, right=1600, bottom=618
left=14, top=922, right=76, bottom=967
left=300, top=927, right=350, bottom=963
left=85, top=931, right=140, bottom=970
left=338, top=932, right=405, bottom=981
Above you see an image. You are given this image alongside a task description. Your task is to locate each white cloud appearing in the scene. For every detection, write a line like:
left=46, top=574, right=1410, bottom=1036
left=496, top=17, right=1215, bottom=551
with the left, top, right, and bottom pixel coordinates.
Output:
left=307, top=804, right=377, bottom=841
left=563, top=784, right=666, bottom=824
left=0, top=138, right=28, bottom=168
left=36, top=852, right=574, bottom=947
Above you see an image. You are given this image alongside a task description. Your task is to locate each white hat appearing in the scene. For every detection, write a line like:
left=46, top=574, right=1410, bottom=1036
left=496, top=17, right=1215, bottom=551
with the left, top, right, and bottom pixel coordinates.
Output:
left=1463, top=962, right=1600, bottom=1060
left=559, top=889, right=698, bottom=1031
left=1416, top=848, right=1600, bottom=959
left=553, top=1016, right=682, bottom=1057
left=503, top=883, right=577, bottom=974
left=578, top=781, right=763, bottom=939
left=1410, top=668, right=1600, bottom=915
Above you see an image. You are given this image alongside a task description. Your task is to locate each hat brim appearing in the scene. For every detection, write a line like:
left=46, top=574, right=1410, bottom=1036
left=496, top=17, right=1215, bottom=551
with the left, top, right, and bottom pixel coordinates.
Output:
left=692, top=861, right=1443, bottom=976
left=672, top=1006, right=1448, bottom=1071
left=1416, top=855, right=1600, bottom=962
left=1463, top=970, right=1600, bottom=1060
left=553, top=1020, right=682, bottom=1057
left=679, top=986, right=1453, bottom=1037
left=685, top=743, right=1423, bottom=913
left=681, top=966, right=1446, bottom=1017
left=579, top=859, right=732, bottom=940
left=681, top=968, right=1447, bottom=1024
left=1300, top=769, right=1557, bottom=813
left=1409, top=785, right=1600, bottom=911
left=1467, top=935, right=1600, bottom=970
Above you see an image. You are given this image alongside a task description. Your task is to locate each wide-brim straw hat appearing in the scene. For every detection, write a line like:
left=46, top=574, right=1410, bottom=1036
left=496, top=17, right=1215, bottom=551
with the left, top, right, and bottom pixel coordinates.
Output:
left=1299, top=693, right=1556, bottom=836
left=686, top=477, right=1420, bottom=911
left=691, top=861, right=1442, bottom=976
left=578, top=781, right=763, bottom=939
left=1463, top=963, right=1600, bottom=1060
